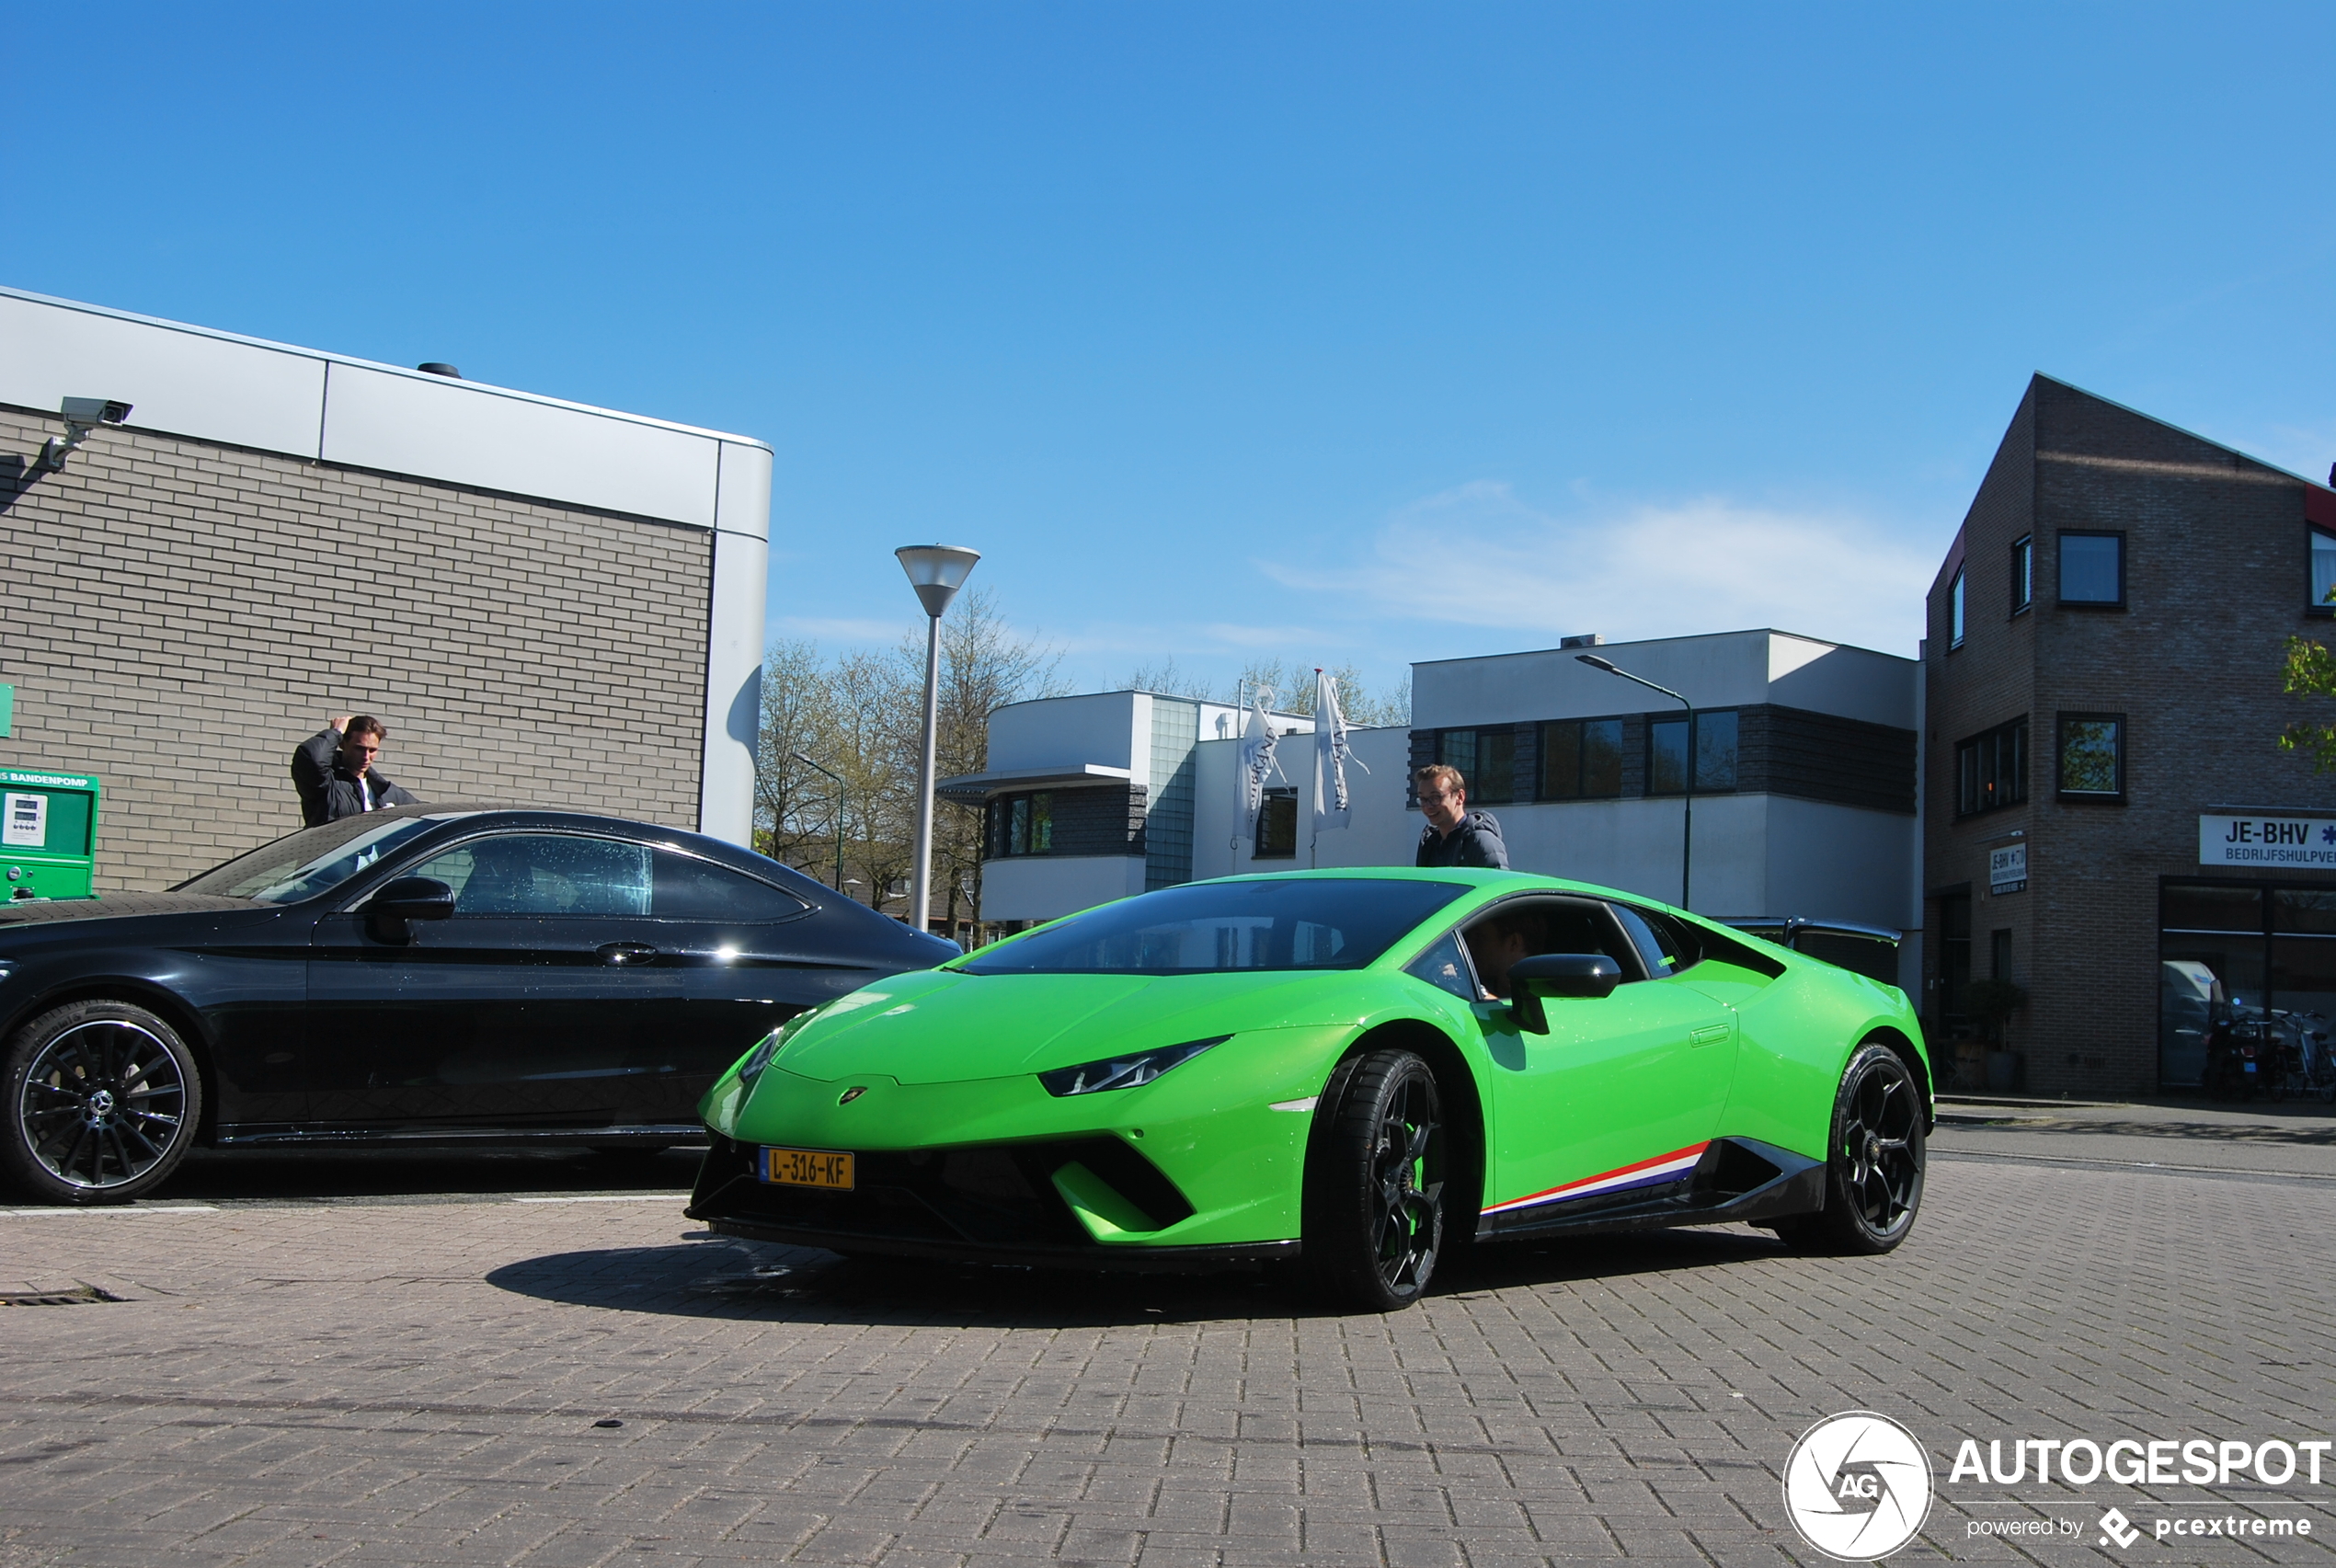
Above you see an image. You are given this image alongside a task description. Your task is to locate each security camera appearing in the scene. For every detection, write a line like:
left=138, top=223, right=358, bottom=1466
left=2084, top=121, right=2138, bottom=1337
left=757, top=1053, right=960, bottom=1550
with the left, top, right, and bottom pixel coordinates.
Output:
left=36, top=395, right=133, bottom=472
left=58, top=397, right=132, bottom=426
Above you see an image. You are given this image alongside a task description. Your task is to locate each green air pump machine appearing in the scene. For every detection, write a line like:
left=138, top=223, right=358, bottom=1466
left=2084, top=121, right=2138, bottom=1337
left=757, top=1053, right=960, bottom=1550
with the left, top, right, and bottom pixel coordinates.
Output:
left=0, top=767, right=101, bottom=900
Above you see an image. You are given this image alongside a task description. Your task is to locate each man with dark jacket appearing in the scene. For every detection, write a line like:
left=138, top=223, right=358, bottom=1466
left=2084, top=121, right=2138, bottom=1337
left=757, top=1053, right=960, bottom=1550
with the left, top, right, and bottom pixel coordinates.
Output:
left=291, top=715, right=418, bottom=827
left=1414, top=763, right=1509, bottom=869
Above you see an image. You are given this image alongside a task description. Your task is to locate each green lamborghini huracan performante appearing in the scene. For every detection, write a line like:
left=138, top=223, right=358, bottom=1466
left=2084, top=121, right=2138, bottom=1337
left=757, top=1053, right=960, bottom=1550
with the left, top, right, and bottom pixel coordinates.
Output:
left=689, top=869, right=1931, bottom=1310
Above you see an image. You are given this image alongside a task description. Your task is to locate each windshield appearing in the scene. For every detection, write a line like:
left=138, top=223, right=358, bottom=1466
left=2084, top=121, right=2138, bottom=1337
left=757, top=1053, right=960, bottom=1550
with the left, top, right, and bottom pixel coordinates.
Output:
left=961, top=877, right=1468, bottom=976
left=177, top=814, right=466, bottom=904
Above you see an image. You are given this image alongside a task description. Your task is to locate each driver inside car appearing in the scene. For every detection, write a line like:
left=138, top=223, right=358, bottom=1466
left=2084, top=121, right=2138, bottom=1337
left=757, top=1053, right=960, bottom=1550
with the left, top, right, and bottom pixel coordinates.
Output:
left=1462, top=910, right=1540, bottom=1000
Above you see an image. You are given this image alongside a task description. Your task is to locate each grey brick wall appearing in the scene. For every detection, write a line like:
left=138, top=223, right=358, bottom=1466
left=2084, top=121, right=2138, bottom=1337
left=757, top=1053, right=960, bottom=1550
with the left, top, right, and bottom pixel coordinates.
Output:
left=0, top=406, right=713, bottom=892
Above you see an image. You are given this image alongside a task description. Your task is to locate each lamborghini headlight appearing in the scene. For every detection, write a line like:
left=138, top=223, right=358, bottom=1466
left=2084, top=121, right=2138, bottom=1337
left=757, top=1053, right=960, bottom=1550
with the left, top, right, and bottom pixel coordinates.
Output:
left=1037, top=1035, right=1230, bottom=1097
left=737, top=1005, right=826, bottom=1090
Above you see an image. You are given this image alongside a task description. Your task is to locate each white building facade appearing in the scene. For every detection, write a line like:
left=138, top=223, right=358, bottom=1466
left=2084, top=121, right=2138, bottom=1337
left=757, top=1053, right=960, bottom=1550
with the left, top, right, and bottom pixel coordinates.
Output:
left=953, top=630, right=1923, bottom=979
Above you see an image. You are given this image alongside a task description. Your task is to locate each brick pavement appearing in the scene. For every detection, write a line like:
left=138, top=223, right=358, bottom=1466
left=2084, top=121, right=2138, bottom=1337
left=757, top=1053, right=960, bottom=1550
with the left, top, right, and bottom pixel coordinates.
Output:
left=2, top=1154, right=2332, bottom=1568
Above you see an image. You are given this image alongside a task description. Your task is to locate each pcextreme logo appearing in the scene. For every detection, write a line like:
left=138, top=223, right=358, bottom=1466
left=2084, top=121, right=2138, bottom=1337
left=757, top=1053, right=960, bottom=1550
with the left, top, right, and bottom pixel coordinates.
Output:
left=1782, top=1412, right=1935, bottom=1562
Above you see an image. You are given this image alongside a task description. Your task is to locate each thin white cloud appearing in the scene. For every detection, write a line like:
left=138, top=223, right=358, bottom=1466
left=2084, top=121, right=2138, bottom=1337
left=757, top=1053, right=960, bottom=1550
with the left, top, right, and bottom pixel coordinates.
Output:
left=1197, top=622, right=1338, bottom=649
left=1259, top=481, right=1935, bottom=658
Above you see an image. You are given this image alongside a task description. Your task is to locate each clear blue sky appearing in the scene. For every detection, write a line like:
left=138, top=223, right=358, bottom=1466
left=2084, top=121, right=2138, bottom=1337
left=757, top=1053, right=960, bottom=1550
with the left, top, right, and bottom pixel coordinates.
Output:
left=7, top=4, right=2331, bottom=704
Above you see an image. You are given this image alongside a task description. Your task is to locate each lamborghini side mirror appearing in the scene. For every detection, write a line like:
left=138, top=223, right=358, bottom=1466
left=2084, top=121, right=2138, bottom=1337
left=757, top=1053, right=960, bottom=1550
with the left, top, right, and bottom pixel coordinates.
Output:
left=1506, top=953, right=1623, bottom=1034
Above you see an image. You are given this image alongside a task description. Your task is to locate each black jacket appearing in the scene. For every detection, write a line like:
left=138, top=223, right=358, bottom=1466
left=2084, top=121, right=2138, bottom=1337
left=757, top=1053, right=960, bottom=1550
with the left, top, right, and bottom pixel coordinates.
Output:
left=291, top=728, right=419, bottom=827
left=1416, top=809, right=1509, bottom=870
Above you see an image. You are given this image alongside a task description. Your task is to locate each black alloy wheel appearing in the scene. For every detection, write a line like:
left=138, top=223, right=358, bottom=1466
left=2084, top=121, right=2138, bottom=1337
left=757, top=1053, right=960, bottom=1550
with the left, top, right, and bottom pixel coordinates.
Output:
left=1776, top=1041, right=1925, bottom=1255
left=2, top=1001, right=203, bottom=1205
left=1305, top=1048, right=1446, bottom=1311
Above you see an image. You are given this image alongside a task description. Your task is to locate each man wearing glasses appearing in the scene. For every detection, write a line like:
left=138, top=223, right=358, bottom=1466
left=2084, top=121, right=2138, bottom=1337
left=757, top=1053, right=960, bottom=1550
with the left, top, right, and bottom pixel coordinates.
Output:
left=291, top=715, right=418, bottom=827
left=1413, top=763, right=1509, bottom=870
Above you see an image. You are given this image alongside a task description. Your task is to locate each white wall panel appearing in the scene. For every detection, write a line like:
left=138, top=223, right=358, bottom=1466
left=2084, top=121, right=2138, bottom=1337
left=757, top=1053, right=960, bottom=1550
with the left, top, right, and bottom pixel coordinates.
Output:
left=980, top=855, right=1147, bottom=923
left=988, top=692, right=1141, bottom=773
left=321, top=363, right=721, bottom=526
left=0, top=292, right=326, bottom=457
left=716, top=441, right=773, bottom=542
left=699, top=529, right=771, bottom=847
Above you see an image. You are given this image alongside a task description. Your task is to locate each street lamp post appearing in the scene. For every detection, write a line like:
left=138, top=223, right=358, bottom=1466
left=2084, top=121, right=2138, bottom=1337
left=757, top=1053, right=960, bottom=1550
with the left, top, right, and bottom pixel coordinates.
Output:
left=791, top=750, right=846, bottom=895
left=895, top=544, right=982, bottom=932
left=1576, top=653, right=1696, bottom=910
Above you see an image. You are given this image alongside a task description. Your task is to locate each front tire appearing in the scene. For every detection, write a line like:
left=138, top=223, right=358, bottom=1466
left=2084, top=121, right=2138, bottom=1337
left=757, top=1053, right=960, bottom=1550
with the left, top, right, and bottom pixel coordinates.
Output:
left=2, top=1001, right=203, bottom=1205
left=1303, top=1049, right=1446, bottom=1311
left=1775, top=1041, right=1924, bottom=1255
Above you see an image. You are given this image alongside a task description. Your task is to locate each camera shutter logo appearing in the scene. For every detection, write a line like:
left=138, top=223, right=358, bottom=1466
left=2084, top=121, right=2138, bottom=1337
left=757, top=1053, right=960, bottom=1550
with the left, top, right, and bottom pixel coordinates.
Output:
left=1781, top=1412, right=1934, bottom=1562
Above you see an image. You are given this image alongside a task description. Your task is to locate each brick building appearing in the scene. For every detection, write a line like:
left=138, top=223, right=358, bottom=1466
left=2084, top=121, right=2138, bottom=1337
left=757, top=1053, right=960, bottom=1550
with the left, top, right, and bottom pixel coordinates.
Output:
left=0, top=286, right=770, bottom=891
left=1923, top=374, right=2336, bottom=1095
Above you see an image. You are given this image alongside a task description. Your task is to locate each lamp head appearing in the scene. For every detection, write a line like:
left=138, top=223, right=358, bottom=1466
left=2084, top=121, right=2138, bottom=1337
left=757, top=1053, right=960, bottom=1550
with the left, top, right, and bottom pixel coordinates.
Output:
left=895, top=544, right=981, bottom=617
left=1575, top=653, right=1620, bottom=674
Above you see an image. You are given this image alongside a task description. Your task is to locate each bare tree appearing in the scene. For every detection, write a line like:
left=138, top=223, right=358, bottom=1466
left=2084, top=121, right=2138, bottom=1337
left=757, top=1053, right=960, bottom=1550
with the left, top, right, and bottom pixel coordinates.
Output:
left=828, top=649, right=920, bottom=911
left=754, top=638, right=843, bottom=874
left=757, top=589, right=1063, bottom=933
left=1228, top=658, right=1409, bottom=726
left=1125, top=656, right=1215, bottom=699
left=900, top=589, right=1067, bottom=934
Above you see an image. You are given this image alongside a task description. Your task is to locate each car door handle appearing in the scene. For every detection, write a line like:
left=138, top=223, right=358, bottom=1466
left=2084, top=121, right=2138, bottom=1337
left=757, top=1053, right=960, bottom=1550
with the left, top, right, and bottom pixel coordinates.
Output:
left=1690, top=1024, right=1732, bottom=1047
left=596, top=942, right=659, bottom=967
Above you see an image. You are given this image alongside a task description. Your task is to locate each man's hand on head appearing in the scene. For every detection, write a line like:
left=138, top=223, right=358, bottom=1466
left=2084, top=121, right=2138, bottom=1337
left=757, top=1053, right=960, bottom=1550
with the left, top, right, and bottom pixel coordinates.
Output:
left=329, top=715, right=352, bottom=734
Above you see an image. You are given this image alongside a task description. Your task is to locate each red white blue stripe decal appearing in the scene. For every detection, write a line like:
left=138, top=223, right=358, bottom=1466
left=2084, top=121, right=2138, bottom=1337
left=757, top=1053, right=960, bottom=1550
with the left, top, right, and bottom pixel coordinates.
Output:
left=1482, top=1142, right=1710, bottom=1216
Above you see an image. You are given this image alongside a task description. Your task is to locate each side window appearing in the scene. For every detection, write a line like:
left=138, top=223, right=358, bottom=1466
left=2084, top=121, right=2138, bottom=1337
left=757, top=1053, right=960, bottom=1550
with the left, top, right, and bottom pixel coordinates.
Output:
left=1254, top=789, right=1298, bottom=858
left=1403, top=932, right=1480, bottom=1001
left=1460, top=897, right=1647, bottom=998
left=651, top=851, right=811, bottom=921
left=2058, top=532, right=2124, bottom=607
left=1608, top=902, right=1693, bottom=979
left=410, top=834, right=652, bottom=917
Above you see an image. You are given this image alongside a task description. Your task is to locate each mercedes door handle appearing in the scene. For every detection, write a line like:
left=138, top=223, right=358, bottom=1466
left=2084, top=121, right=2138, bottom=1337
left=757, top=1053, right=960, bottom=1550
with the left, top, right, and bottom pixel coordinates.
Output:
left=596, top=942, right=659, bottom=967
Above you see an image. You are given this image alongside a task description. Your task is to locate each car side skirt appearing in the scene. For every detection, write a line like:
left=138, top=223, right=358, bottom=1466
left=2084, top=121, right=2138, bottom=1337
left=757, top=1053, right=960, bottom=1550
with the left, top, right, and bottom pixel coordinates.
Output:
left=1473, top=1138, right=1824, bottom=1243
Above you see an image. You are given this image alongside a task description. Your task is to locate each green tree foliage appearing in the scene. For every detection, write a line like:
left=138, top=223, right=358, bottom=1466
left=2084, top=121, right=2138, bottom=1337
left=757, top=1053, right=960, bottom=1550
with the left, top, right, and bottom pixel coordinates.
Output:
left=2282, top=635, right=2336, bottom=772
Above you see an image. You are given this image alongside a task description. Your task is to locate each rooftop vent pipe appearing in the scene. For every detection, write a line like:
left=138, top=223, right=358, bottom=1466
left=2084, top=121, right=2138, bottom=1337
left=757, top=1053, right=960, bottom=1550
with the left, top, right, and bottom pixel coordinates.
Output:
left=416, top=362, right=462, bottom=379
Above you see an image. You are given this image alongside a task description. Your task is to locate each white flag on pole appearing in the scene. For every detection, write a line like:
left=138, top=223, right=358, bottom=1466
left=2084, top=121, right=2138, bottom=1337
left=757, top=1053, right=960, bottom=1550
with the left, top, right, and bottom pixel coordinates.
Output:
left=1313, top=668, right=1368, bottom=832
left=1238, top=686, right=1284, bottom=841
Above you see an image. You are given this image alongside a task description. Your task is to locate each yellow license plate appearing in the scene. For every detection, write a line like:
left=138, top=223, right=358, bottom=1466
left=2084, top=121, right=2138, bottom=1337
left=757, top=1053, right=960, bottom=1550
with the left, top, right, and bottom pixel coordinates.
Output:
left=761, top=1146, right=854, bottom=1190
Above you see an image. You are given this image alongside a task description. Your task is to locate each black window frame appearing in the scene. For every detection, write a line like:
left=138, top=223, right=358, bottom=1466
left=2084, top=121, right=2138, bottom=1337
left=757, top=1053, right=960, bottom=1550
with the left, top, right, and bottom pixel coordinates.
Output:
left=2010, top=534, right=2033, bottom=616
left=1253, top=787, right=1298, bottom=859
left=1644, top=709, right=1739, bottom=796
left=1434, top=726, right=1517, bottom=805
left=1948, top=565, right=1966, bottom=648
left=991, top=790, right=1057, bottom=857
left=2055, top=711, right=2125, bottom=801
left=2309, top=524, right=2336, bottom=616
left=2056, top=530, right=2126, bottom=610
left=1536, top=715, right=1626, bottom=801
left=1953, top=715, right=2028, bottom=818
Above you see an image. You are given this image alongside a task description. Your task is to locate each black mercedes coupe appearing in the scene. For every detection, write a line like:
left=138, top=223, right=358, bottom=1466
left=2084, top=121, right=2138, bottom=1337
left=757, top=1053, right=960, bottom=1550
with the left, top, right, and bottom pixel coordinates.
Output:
left=0, top=806, right=956, bottom=1204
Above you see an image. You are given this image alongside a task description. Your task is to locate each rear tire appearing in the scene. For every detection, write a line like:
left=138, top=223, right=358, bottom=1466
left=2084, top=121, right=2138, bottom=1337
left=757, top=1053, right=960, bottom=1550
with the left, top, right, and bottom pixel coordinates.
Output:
left=1774, top=1041, right=1924, bottom=1256
left=1301, top=1049, right=1445, bottom=1311
left=2, top=1000, right=203, bottom=1205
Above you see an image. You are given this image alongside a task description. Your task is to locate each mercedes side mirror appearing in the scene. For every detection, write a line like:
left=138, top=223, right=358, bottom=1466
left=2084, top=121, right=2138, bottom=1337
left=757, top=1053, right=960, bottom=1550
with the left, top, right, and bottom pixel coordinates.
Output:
left=365, top=876, right=455, bottom=943
left=1506, top=953, right=1622, bottom=1034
